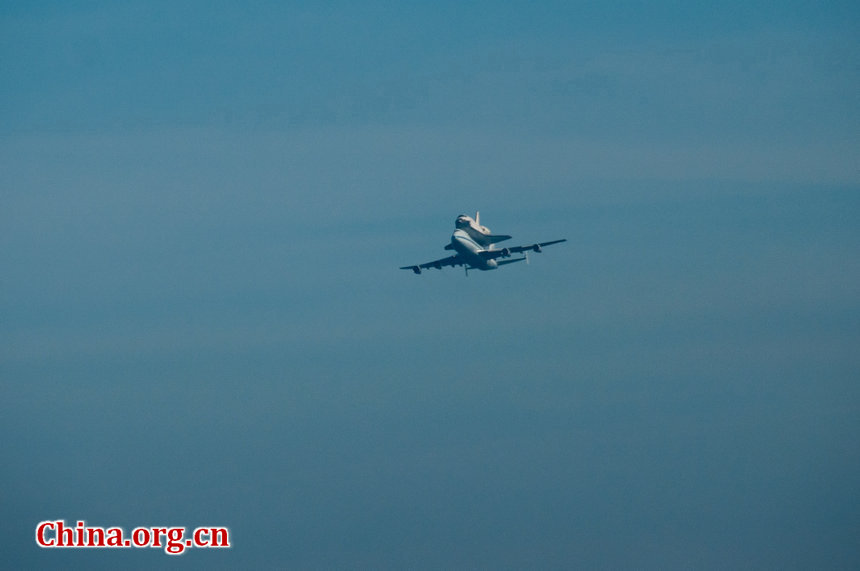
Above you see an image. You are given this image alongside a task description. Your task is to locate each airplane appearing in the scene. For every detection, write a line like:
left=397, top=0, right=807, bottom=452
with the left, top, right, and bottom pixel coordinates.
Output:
left=400, top=212, right=566, bottom=275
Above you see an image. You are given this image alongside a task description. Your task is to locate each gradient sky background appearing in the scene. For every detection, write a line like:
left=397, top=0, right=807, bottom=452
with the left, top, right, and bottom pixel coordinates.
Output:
left=2, top=2, right=859, bottom=569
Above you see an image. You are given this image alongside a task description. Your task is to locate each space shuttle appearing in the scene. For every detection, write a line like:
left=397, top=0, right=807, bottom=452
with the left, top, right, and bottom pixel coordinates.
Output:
left=402, top=211, right=567, bottom=274
left=445, top=212, right=512, bottom=250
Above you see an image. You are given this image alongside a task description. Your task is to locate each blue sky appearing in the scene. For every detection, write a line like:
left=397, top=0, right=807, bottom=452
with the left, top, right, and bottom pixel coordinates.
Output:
left=2, top=2, right=859, bottom=568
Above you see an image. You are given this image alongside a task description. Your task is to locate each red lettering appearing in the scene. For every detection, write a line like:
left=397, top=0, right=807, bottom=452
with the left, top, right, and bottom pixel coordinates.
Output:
left=209, top=527, right=230, bottom=547
left=151, top=527, right=166, bottom=548
left=35, top=520, right=228, bottom=552
left=165, top=528, right=185, bottom=555
left=194, top=527, right=209, bottom=547
left=36, top=521, right=55, bottom=547
left=75, top=521, right=86, bottom=547
left=56, top=520, right=74, bottom=546
left=132, top=527, right=151, bottom=546
left=86, top=527, right=106, bottom=547
left=105, top=527, right=123, bottom=547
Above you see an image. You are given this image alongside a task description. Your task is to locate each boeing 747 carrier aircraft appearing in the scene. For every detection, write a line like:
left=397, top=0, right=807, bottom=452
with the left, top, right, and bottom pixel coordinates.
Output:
left=401, top=212, right=566, bottom=275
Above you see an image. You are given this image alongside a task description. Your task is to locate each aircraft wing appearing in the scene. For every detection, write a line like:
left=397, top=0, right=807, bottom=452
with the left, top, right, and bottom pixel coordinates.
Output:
left=400, top=254, right=464, bottom=274
left=480, top=238, right=567, bottom=259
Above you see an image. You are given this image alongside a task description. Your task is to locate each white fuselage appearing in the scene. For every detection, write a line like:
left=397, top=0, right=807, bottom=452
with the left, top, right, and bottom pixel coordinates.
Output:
left=455, top=214, right=496, bottom=247
left=451, top=229, right=499, bottom=270
left=454, top=213, right=511, bottom=248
